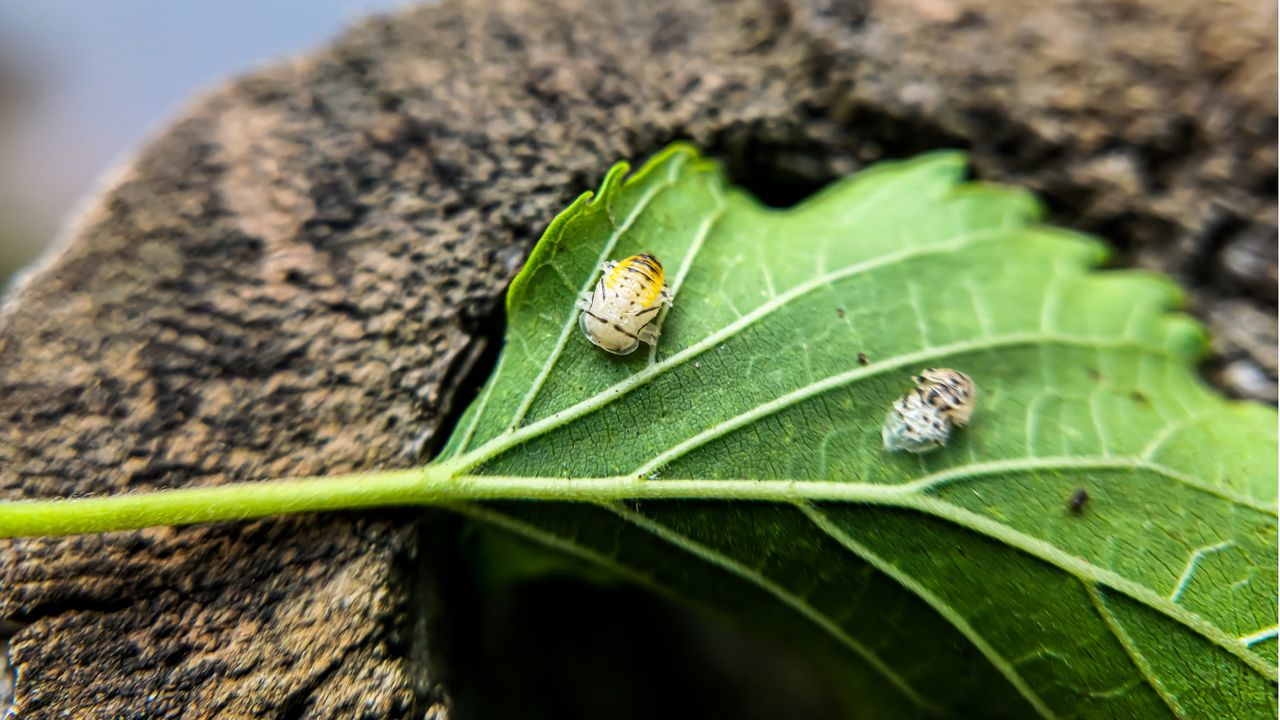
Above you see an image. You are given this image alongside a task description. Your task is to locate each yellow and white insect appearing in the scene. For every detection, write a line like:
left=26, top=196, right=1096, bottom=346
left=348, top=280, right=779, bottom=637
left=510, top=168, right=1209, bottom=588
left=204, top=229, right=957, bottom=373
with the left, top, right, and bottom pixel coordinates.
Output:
left=578, top=253, right=672, bottom=355
left=882, top=368, right=976, bottom=453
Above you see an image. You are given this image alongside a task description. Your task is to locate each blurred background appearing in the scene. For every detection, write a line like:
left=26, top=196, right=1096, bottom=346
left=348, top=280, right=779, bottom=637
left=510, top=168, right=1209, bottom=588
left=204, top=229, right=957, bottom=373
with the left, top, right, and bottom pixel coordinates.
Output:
left=0, top=0, right=403, bottom=286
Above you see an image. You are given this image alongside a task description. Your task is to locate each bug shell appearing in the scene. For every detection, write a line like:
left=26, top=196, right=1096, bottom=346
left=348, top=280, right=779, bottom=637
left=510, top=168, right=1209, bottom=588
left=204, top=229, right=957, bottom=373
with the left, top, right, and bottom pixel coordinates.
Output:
left=913, top=368, right=977, bottom=426
left=577, top=253, right=672, bottom=355
left=883, top=368, right=976, bottom=453
left=882, top=387, right=953, bottom=453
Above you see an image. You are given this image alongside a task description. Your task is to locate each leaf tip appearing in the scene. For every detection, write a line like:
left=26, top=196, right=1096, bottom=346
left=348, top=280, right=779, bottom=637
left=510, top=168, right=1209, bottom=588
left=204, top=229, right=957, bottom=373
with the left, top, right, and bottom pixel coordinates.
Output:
left=1101, top=269, right=1207, bottom=360
left=925, top=147, right=969, bottom=166
left=624, top=142, right=715, bottom=188
left=590, top=161, right=631, bottom=208
left=591, top=144, right=716, bottom=207
left=1159, top=311, right=1212, bottom=362
left=1078, top=233, right=1112, bottom=266
left=647, top=140, right=706, bottom=165
left=912, top=149, right=970, bottom=182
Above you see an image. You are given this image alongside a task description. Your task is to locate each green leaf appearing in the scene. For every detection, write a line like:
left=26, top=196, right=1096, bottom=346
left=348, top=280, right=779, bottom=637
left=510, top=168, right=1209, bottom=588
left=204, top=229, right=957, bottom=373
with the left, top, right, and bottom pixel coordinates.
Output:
left=435, top=144, right=1277, bottom=717
left=0, top=136, right=1270, bottom=716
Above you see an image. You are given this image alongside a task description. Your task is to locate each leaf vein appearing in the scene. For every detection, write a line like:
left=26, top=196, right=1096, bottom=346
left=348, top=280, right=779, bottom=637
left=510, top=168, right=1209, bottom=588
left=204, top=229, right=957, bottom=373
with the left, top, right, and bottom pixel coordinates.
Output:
left=601, top=501, right=946, bottom=716
left=1140, top=409, right=1219, bottom=461
left=1085, top=583, right=1188, bottom=718
left=798, top=502, right=1057, bottom=719
left=629, top=336, right=1191, bottom=478
left=647, top=182, right=726, bottom=367
left=457, top=227, right=1019, bottom=471
left=899, top=495, right=1277, bottom=680
left=1239, top=626, right=1278, bottom=647
left=1169, top=540, right=1235, bottom=603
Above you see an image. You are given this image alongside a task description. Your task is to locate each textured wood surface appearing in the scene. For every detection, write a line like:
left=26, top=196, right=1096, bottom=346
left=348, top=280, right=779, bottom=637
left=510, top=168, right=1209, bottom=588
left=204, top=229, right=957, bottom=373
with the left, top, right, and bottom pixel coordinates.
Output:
left=1, top=0, right=1274, bottom=716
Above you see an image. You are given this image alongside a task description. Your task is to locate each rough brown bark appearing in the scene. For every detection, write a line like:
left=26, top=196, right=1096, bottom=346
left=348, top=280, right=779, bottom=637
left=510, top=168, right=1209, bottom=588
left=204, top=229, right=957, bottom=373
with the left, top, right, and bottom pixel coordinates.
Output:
left=1, top=0, right=1274, bottom=716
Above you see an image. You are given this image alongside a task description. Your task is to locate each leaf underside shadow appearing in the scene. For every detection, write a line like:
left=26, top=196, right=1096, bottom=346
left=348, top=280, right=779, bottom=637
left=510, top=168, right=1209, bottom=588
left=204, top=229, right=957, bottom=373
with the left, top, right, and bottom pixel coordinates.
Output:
left=437, top=145, right=1279, bottom=719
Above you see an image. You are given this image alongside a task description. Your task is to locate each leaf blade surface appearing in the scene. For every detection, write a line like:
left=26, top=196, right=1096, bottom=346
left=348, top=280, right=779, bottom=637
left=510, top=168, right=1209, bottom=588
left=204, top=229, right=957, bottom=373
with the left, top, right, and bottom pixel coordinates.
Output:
left=440, top=145, right=1279, bottom=718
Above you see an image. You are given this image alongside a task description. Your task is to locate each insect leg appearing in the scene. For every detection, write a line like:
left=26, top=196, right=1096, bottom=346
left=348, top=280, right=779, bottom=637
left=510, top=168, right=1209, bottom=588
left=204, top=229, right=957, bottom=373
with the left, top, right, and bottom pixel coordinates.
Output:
left=638, top=323, right=662, bottom=345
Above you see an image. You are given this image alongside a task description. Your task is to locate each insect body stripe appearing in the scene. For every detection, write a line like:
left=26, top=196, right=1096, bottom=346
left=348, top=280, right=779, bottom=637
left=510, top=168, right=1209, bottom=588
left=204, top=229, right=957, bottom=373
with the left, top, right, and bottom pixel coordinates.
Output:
left=579, top=253, right=672, bottom=355
left=624, top=265, right=655, bottom=281
left=633, top=255, right=663, bottom=273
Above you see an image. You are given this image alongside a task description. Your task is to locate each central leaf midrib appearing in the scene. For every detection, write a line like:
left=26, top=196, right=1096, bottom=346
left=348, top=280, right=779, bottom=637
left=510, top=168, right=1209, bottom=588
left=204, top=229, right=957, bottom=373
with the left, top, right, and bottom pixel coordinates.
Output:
left=449, top=455, right=1272, bottom=513
left=443, top=458, right=1274, bottom=681
left=467, top=496, right=1259, bottom=718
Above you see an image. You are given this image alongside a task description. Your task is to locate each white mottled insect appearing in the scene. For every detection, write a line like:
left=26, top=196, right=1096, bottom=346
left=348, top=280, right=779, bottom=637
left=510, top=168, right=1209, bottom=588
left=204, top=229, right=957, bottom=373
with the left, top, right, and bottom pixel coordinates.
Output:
left=577, top=253, right=672, bottom=355
left=882, top=368, right=976, bottom=453
left=914, top=368, right=977, bottom=426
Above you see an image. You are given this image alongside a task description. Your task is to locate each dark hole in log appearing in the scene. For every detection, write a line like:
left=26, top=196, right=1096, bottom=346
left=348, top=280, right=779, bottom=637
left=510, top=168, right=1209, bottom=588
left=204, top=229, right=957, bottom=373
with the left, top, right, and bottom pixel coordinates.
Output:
left=1, top=620, right=23, bottom=714
left=415, top=297, right=509, bottom=463
left=440, top=572, right=845, bottom=720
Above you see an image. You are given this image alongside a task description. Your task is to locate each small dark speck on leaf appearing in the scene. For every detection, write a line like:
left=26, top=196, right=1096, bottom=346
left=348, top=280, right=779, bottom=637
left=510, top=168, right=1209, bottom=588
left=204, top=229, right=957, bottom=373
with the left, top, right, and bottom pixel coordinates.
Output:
left=1129, top=390, right=1150, bottom=404
left=1068, top=488, right=1089, bottom=514
left=835, top=308, right=846, bottom=318
left=1085, top=367, right=1101, bottom=381
left=857, top=352, right=869, bottom=366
